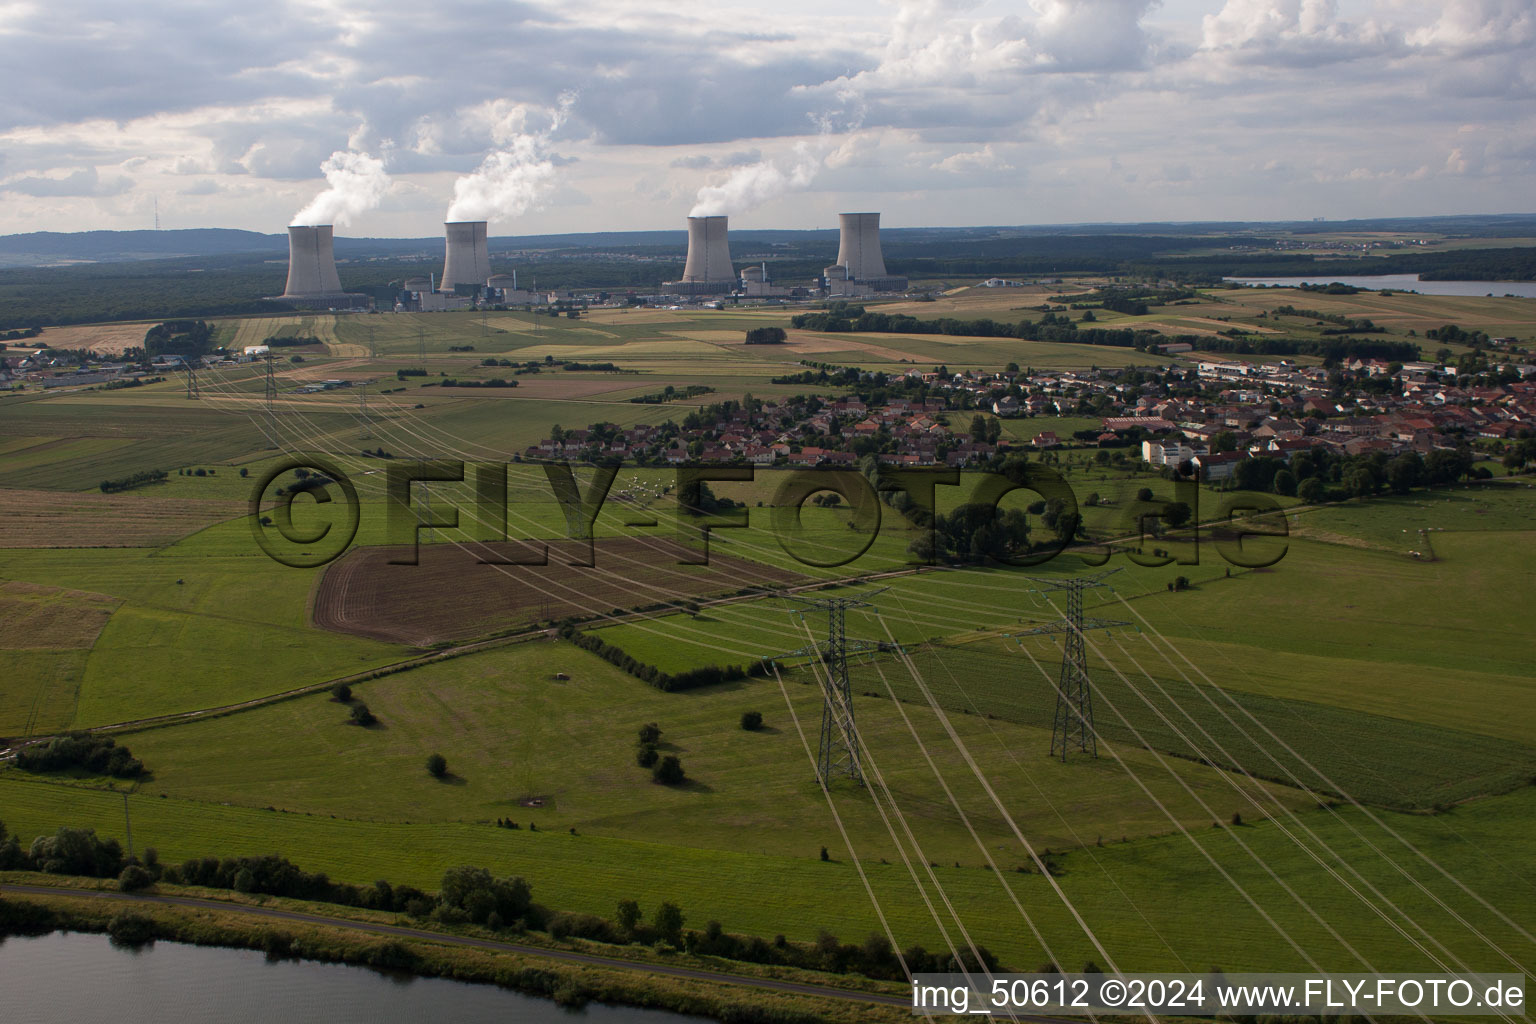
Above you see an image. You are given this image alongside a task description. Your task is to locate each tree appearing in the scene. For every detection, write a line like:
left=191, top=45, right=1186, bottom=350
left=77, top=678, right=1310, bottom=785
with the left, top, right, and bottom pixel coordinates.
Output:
left=652, top=755, right=686, bottom=785
left=1385, top=452, right=1423, bottom=494
left=969, top=414, right=988, bottom=443
left=350, top=702, right=376, bottom=726
left=427, top=753, right=448, bottom=778
left=331, top=683, right=352, bottom=702
left=637, top=722, right=661, bottom=745
left=636, top=746, right=659, bottom=768
left=1272, top=469, right=1297, bottom=497
left=1211, top=431, right=1238, bottom=454
left=1424, top=447, right=1472, bottom=486
left=1345, top=467, right=1378, bottom=498
left=1136, top=486, right=1154, bottom=502
left=1163, top=501, right=1193, bottom=529
left=616, top=899, right=642, bottom=934
left=740, top=710, right=763, bottom=731
left=653, top=901, right=685, bottom=946
left=1296, top=476, right=1323, bottom=503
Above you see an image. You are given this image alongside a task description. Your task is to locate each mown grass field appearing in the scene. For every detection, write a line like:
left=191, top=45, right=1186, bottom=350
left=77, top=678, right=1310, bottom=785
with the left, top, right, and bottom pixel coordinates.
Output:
left=99, top=641, right=1308, bottom=859
left=1, top=768, right=1531, bottom=975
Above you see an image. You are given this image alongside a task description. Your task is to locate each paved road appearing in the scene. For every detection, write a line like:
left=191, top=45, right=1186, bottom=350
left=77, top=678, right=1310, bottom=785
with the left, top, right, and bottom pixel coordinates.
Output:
left=0, top=882, right=910, bottom=1010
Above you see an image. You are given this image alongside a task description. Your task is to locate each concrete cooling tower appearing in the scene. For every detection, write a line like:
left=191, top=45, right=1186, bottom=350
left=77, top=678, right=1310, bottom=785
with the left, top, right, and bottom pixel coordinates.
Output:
left=441, top=221, right=492, bottom=289
left=826, top=212, right=907, bottom=294
left=680, top=216, right=734, bottom=288
left=282, top=225, right=345, bottom=298
left=835, top=213, right=887, bottom=281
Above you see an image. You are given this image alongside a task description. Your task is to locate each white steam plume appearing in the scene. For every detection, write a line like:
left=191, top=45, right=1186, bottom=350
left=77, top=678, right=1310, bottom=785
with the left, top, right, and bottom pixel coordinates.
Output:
left=689, top=142, right=822, bottom=218
left=446, top=93, right=574, bottom=223
left=687, top=110, right=861, bottom=218
left=290, top=150, right=390, bottom=227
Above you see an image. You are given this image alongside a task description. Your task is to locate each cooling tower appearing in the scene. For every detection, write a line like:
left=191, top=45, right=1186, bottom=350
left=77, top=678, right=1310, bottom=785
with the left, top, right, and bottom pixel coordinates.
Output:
left=282, top=225, right=344, bottom=298
left=441, top=221, right=492, bottom=288
left=835, top=212, right=888, bottom=281
left=681, top=216, right=734, bottom=283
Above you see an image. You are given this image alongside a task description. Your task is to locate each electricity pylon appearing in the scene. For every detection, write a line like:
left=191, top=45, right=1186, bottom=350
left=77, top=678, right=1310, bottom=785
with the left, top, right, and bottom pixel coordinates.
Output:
left=1009, top=569, right=1128, bottom=761
left=773, top=589, right=891, bottom=786
left=263, top=352, right=277, bottom=417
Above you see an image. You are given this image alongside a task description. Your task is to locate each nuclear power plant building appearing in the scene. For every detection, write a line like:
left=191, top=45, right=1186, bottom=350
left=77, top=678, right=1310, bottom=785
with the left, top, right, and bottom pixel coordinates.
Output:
left=441, top=221, right=492, bottom=289
left=825, top=212, right=907, bottom=295
left=276, top=225, right=367, bottom=307
left=665, top=216, right=735, bottom=295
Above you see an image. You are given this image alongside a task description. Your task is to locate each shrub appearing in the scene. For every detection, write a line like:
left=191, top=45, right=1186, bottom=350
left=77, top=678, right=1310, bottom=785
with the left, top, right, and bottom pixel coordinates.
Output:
left=427, top=753, right=448, bottom=778
left=637, top=722, right=661, bottom=745
left=107, top=910, right=156, bottom=947
left=331, top=683, right=352, bottom=702
left=117, top=864, right=153, bottom=892
left=652, top=755, right=686, bottom=785
left=740, top=711, right=764, bottom=731
left=350, top=703, right=376, bottom=726
left=636, top=746, right=659, bottom=769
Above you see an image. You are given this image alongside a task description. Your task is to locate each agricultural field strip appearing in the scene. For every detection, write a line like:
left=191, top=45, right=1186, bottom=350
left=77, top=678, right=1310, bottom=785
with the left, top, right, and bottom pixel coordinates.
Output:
left=12, top=363, right=1523, bottom=749
left=198, top=356, right=1529, bottom=733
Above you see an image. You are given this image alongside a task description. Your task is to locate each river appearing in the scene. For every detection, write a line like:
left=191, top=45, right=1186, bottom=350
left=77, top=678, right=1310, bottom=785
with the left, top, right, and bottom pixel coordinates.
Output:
left=1224, top=274, right=1536, bottom=298
left=0, top=930, right=708, bottom=1024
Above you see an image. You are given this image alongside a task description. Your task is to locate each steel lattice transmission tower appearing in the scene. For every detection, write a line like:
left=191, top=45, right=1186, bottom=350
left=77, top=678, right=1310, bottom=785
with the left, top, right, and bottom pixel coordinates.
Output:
left=263, top=353, right=278, bottom=417
left=775, top=589, right=891, bottom=786
left=1009, top=570, right=1128, bottom=761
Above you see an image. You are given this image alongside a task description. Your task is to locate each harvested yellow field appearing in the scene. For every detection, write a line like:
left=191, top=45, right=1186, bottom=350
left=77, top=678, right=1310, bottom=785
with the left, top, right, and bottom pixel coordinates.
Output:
left=0, top=580, right=120, bottom=649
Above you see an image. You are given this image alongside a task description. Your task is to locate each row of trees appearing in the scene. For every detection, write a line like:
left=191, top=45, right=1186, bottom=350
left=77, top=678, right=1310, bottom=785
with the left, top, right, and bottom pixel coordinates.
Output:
left=0, top=820, right=974, bottom=983
left=790, top=306, right=1420, bottom=362
left=1233, top=446, right=1481, bottom=500
left=561, top=623, right=768, bottom=691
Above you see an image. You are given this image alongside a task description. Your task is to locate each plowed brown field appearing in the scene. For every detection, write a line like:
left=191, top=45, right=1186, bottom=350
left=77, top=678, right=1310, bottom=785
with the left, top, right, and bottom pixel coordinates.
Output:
left=312, top=538, right=803, bottom=646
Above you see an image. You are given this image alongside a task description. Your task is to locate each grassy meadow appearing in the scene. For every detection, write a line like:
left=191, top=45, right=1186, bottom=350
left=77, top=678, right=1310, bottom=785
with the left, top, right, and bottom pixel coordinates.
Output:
left=1, top=285, right=1533, bottom=988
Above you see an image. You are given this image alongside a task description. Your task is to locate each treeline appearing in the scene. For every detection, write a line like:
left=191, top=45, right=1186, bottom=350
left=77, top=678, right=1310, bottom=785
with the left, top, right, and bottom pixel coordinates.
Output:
left=630, top=384, right=713, bottom=404
left=263, top=335, right=323, bottom=348
left=1272, top=305, right=1380, bottom=332
left=440, top=378, right=518, bottom=389
left=560, top=623, right=768, bottom=692
left=1235, top=446, right=1482, bottom=502
left=14, top=735, right=144, bottom=778
left=744, top=327, right=787, bottom=345
left=99, top=468, right=167, bottom=493
left=144, top=319, right=215, bottom=358
left=792, top=307, right=1421, bottom=361
left=0, top=327, right=41, bottom=341
left=0, top=822, right=998, bottom=989
left=1137, top=246, right=1536, bottom=283
left=561, top=361, right=626, bottom=372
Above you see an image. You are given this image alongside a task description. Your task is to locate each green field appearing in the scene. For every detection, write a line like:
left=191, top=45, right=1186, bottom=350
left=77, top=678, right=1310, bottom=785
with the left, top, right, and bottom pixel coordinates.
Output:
left=2, top=288, right=1534, bottom=991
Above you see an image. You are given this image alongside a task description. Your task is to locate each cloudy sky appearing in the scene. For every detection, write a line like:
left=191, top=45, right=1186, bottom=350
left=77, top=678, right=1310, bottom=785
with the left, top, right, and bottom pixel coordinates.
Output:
left=1, top=0, right=1531, bottom=236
